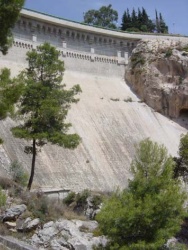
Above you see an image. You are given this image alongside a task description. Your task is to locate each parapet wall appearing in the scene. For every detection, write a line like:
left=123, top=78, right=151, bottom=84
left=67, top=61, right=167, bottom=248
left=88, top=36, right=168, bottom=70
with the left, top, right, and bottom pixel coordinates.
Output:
left=1, top=38, right=125, bottom=77
left=3, top=8, right=141, bottom=77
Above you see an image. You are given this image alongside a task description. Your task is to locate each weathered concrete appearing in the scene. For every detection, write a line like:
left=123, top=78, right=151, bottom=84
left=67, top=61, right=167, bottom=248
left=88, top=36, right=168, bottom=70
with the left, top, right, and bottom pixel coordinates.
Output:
left=0, top=9, right=187, bottom=192
left=0, top=58, right=187, bottom=191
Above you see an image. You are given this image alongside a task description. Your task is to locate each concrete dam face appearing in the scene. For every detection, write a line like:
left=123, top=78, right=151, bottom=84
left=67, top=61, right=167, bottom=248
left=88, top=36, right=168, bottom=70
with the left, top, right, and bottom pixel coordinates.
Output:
left=0, top=9, right=187, bottom=192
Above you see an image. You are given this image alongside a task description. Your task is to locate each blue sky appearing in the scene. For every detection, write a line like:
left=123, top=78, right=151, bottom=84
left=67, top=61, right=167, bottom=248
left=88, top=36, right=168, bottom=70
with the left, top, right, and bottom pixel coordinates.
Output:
left=24, top=0, right=188, bottom=36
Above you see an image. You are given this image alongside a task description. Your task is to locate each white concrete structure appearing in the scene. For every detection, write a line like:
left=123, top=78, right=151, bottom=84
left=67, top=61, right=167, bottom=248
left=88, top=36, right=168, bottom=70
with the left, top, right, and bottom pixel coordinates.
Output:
left=0, top=9, right=187, bottom=192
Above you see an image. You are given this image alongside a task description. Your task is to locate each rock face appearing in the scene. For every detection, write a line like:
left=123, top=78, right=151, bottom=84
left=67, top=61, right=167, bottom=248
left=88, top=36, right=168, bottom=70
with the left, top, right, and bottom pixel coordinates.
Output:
left=2, top=204, right=27, bottom=222
left=16, top=217, right=40, bottom=232
left=31, top=219, right=107, bottom=250
left=125, top=39, right=188, bottom=119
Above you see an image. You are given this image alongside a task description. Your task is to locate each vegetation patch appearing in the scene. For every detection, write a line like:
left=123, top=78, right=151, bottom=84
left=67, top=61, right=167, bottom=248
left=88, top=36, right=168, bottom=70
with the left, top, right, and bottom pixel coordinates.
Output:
left=9, top=161, right=28, bottom=187
left=124, top=97, right=133, bottom=102
left=165, top=48, right=173, bottom=57
left=131, top=52, right=145, bottom=69
left=110, top=98, right=120, bottom=102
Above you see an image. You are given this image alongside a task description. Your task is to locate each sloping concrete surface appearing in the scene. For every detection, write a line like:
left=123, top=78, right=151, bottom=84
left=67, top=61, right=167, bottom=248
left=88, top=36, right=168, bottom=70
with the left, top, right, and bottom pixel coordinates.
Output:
left=0, top=60, right=187, bottom=192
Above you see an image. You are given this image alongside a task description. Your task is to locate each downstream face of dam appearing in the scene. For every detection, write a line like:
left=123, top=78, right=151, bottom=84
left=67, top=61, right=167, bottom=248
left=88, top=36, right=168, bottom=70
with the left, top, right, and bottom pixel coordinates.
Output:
left=0, top=9, right=187, bottom=192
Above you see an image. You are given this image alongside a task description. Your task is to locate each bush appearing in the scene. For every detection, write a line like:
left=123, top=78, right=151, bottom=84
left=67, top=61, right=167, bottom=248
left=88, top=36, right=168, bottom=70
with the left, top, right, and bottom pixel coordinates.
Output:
left=97, top=139, right=186, bottom=249
left=0, top=176, right=13, bottom=189
left=92, top=195, right=103, bottom=209
left=63, top=191, right=76, bottom=206
left=165, top=48, right=173, bottom=58
left=131, top=52, right=145, bottom=69
left=75, top=189, right=90, bottom=207
left=20, top=191, right=64, bottom=222
left=9, top=161, right=28, bottom=187
left=110, top=98, right=120, bottom=102
left=124, top=97, right=132, bottom=102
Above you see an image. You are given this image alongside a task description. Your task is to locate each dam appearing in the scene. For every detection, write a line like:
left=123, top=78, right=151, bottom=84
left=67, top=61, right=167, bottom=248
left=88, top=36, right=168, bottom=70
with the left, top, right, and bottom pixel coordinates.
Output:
left=0, top=9, right=187, bottom=192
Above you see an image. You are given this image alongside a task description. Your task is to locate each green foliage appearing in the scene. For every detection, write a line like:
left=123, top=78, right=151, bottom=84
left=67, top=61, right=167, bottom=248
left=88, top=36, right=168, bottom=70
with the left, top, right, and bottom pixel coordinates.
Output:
left=179, top=134, right=188, bottom=165
left=12, top=43, right=81, bottom=190
left=21, top=191, right=64, bottom=222
left=92, top=195, right=103, bottom=209
left=155, top=11, right=169, bottom=33
left=0, top=68, right=23, bottom=143
left=121, top=7, right=168, bottom=33
left=165, top=48, right=173, bottom=58
left=0, top=68, right=23, bottom=119
left=167, top=242, right=188, bottom=250
left=63, top=191, right=76, bottom=205
left=173, top=133, right=188, bottom=180
left=9, top=160, right=28, bottom=187
left=75, top=189, right=90, bottom=207
left=131, top=52, right=145, bottom=69
left=110, top=98, right=120, bottom=102
left=97, top=139, right=186, bottom=250
left=121, top=7, right=155, bottom=33
left=182, top=46, right=188, bottom=53
left=124, top=97, right=132, bottom=102
left=83, top=5, right=118, bottom=29
left=0, top=187, right=6, bottom=207
left=0, top=0, right=25, bottom=55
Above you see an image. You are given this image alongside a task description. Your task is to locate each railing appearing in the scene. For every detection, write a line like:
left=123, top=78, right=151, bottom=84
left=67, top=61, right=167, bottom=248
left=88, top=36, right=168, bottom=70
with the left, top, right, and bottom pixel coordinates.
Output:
left=13, top=37, right=127, bottom=65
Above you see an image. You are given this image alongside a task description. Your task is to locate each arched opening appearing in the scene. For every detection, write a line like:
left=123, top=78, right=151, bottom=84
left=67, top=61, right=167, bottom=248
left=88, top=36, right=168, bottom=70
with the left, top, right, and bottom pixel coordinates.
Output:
left=178, top=109, right=188, bottom=129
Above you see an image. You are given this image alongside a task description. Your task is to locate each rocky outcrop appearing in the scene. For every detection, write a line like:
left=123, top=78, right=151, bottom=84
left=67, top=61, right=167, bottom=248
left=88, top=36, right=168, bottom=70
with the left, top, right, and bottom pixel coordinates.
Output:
left=31, top=219, right=107, bottom=250
left=16, top=217, right=40, bottom=232
left=125, top=39, right=188, bottom=118
left=1, top=204, right=27, bottom=222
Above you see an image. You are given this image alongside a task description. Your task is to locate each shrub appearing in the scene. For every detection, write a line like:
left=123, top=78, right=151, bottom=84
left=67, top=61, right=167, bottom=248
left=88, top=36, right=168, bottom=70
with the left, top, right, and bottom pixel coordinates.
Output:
left=0, top=176, right=13, bottom=189
left=92, top=195, right=103, bottom=209
left=131, top=52, right=145, bottom=69
left=124, top=97, right=132, bottom=102
left=20, top=191, right=64, bottom=222
left=0, top=187, right=6, bottom=207
left=9, top=161, right=28, bottom=187
left=165, top=48, right=173, bottom=58
left=110, top=98, right=120, bottom=102
left=75, top=189, right=90, bottom=207
left=63, top=191, right=76, bottom=206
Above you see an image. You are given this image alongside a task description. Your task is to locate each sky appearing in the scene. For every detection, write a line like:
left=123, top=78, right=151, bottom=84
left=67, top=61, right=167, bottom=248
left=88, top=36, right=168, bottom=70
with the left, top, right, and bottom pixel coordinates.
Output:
left=24, top=0, right=188, bottom=36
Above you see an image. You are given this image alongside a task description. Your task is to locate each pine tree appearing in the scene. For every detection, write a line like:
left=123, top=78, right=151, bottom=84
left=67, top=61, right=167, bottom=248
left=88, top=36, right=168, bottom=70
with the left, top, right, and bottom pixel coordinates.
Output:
left=11, top=43, right=81, bottom=190
left=97, top=139, right=186, bottom=249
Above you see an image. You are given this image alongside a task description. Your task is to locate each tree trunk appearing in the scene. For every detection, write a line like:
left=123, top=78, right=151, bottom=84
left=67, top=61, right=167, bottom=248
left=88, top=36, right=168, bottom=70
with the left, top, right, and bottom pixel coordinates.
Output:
left=27, top=138, right=36, bottom=191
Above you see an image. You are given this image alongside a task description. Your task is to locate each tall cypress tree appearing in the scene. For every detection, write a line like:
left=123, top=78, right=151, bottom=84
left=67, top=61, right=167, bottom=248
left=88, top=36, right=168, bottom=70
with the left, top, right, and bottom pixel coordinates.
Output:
left=137, top=8, right=142, bottom=29
left=155, top=10, right=160, bottom=33
left=131, top=8, right=138, bottom=29
left=121, top=10, right=128, bottom=30
left=159, top=12, right=168, bottom=33
left=121, top=8, right=132, bottom=31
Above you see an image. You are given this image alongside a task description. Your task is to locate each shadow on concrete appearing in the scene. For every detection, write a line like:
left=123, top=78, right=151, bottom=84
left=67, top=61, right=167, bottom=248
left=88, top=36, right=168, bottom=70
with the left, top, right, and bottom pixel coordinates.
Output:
left=173, top=109, right=188, bottom=130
